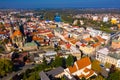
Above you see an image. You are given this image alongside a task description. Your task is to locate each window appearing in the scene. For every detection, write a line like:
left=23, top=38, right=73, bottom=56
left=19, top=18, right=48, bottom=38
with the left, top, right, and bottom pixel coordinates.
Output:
left=97, top=54, right=99, bottom=58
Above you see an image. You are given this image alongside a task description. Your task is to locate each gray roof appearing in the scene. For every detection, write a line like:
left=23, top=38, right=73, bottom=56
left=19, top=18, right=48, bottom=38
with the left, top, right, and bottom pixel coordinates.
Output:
left=46, top=67, right=64, bottom=77
left=39, top=71, right=50, bottom=80
left=108, top=53, right=120, bottom=59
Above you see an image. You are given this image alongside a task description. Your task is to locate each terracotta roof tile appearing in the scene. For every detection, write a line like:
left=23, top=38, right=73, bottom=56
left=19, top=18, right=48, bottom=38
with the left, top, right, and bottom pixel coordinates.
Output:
left=96, top=36, right=105, bottom=42
left=76, top=57, right=91, bottom=70
left=66, top=43, right=71, bottom=49
left=92, top=42, right=101, bottom=48
left=84, top=38, right=91, bottom=42
left=79, top=74, right=85, bottom=78
left=70, top=39, right=77, bottom=44
left=68, top=65, right=77, bottom=74
left=84, top=68, right=90, bottom=73
left=4, top=23, right=11, bottom=27
left=47, top=33, right=54, bottom=38
left=11, top=30, right=22, bottom=38
left=0, top=31, right=6, bottom=34
left=32, top=36, right=44, bottom=41
left=81, top=44, right=86, bottom=47
left=85, top=69, right=94, bottom=79
left=79, top=68, right=95, bottom=79
left=59, top=40, right=65, bottom=45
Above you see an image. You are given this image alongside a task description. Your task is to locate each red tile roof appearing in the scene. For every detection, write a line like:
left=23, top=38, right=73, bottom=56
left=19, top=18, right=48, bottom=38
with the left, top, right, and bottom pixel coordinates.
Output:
left=66, top=43, right=71, bottom=49
left=11, top=30, right=22, bottom=38
left=32, top=36, right=44, bottom=41
left=47, top=33, right=54, bottom=38
left=84, top=38, right=91, bottom=42
left=81, top=44, right=86, bottom=47
left=92, top=42, right=101, bottom=48
left=0, top=31, right=6, bottom=34
left=96, top=36, right=105, bottom=42
left=84, top=69, right=94, bottom=79
left=76, top=57, right=91, bottom=70
left=68, top=65, right=77, bottom=74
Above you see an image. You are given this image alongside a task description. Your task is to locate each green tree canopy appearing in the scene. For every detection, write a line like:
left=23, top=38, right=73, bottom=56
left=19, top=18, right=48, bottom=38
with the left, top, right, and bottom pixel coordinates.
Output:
left=51, top=56, right=63, bottom=67
left=0, top=58, right=13, bottom=76
left=108, top=70, right=120, bottom=80
left=66, top=54, right=74, bottom=67
left=95, top=75, right=105, bottom=80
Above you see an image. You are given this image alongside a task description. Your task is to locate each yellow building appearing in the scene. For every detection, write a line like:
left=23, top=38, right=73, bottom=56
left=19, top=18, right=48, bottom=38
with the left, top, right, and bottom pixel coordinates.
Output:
left=111, top=18, right=117, bottom=24
left=80, top=46, right=95, bottom=55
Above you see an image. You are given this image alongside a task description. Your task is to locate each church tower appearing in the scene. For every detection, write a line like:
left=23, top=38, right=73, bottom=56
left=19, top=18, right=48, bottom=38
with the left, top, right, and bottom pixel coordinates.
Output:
left=11, top=25, right=24, bottom=48
left=54, top=13, right=61, bottom=22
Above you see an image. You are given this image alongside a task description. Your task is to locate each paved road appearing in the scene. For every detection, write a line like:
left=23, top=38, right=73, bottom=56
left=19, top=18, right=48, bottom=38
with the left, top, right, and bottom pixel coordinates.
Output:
left=0, top=64, right=37, bottom=80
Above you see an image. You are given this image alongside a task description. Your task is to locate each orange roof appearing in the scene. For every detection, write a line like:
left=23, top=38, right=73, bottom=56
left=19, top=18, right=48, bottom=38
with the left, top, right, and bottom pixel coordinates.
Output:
left=92, top=42, right=101, bottom=48
left=68, top=65, right=77, bottom=73
left=79, top=68, right=95, bottom=79
left=13, top=30, right=22, bottom=36
left=31, top=26, right=37, bottom=29
left=32, top=36, right=44, bottom=41
left=83, top=68, right=90, bottom=73
left=76, top=57, right=91, bottom=70
left=47, top=33, right=54, bottom=38
left=81, top=44, right=86, bottom=47
left=65, top=37, right=77, bottom=44
left=38, top=29, right=51, bottom=34
left=96, top=36, right=105, bottom=42
left=84, top=38, right=91, bottom=42
left=70, top=39, right=77, bottom=44
left=4, top=23, right=11, bottom=27
left=65, top=37, right=72, bottom=41
left=84, top=69, right=94, bottom=79
left=11, top=30, right=22, bottom=38
left=59, top=40, right=65, bottom=45
left=79, top=74, right=85, bottom=78
left=33, top=29, right=52, bottom=35
left=0, top=31, right=6, bottom=34
left=66, top=43, right=71, bottom=49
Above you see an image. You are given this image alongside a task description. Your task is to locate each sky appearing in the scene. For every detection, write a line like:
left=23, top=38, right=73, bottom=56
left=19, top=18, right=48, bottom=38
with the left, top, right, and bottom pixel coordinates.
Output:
left=0, top=0, right=120, bottom=8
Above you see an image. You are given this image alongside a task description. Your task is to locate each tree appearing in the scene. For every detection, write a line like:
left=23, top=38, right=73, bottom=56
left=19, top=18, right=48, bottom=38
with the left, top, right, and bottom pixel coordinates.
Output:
left=43, top=57, right=47, bottom=66
left=108, top=70, right=120, bottom=80
left=0, top=23, right=5, bottom=30
left=81, top=77, right=86, bottom=80
left=51, top=56, right=63, bottom=67
left=0, top=59, right=13, bottom=76
left=105, top=62, right=111, bottom=68
left=91, top=60, right=101, bottom=73
left=66, top=55, right=74, bottom=67
left=61, top=76, right=66, bottom=80
left=0, top=45, right=4, bottom=53
left=110, top=64, right=116, bottom=73
left=95, top=75, right=105, bottom=80
left=23, top=73, right=27, bottom=80
left=27, top=72, right=40, bottom=80
left=54, top=46, right=61, bottom=52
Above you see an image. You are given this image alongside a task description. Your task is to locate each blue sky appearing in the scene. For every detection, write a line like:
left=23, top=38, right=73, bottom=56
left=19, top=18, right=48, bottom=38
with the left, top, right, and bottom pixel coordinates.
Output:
left=0, top=0, right=120, bottom=8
